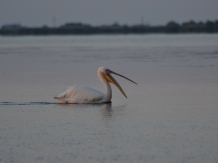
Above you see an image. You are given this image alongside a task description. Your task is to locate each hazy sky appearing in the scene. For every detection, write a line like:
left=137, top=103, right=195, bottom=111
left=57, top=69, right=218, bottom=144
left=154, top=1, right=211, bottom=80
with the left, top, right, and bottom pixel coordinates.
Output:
left=0, top=0, right=218, bottom=27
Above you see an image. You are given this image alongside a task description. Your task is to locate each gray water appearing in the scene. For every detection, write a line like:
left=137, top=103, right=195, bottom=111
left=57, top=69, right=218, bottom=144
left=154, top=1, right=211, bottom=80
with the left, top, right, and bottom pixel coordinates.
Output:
left=0, top=34, right=218, bottom=163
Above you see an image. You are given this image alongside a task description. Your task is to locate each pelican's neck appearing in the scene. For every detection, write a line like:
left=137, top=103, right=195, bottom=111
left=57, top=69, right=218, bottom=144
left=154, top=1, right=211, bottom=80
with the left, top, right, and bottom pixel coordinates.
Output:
left=98, top=72, right=112, bottom=101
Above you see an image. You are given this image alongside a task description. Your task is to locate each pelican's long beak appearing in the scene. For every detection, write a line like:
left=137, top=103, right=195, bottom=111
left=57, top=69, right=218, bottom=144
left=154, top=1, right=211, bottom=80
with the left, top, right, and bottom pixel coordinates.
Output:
left=104, top=71, right=137, bottom=98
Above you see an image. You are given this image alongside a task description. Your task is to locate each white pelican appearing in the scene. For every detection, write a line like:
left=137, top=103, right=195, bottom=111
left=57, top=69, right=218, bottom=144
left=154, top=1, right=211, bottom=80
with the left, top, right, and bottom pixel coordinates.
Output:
left=54, top=67, right=137, bottom=104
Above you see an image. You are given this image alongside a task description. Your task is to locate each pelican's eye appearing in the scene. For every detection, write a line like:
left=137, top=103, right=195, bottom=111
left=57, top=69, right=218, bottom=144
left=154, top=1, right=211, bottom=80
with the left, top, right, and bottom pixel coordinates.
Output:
left=105, top=69, right=111, bottom=74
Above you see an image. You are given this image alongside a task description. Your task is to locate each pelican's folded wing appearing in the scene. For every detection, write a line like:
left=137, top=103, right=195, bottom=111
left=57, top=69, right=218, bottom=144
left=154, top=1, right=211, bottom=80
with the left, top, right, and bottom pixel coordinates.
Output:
left=58, top=85, right=104, bottom=103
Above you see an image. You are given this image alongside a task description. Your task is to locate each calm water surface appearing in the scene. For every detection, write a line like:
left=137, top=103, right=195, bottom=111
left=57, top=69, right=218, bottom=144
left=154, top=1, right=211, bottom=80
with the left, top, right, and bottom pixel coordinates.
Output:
left=0, top=34, right=218, bottom=163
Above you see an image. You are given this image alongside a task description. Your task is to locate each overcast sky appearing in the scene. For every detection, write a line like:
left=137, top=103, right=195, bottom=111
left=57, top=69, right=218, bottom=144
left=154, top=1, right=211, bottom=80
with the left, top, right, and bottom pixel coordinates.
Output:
left=0, top=0, right=218, bottom=27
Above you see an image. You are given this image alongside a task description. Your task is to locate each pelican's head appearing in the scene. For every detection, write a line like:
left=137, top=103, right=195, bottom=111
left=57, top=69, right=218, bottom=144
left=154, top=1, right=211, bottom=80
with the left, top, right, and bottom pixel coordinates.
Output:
left=98, top=67, right=137, bottom=98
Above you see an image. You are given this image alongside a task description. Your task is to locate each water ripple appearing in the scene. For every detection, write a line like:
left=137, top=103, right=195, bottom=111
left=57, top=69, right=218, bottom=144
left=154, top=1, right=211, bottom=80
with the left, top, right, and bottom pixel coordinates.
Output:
left=0, top=102, right=59, bottom=105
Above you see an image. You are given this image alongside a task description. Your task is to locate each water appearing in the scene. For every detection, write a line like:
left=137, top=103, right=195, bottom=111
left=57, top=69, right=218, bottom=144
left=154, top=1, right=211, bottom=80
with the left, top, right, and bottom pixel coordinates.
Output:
left=0, top=34, right=218, bottom=163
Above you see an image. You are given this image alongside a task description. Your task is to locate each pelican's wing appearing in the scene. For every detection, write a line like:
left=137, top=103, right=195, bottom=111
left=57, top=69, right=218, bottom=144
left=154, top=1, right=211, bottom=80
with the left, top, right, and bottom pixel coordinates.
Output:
left=57, top=85, right=104, bottom=103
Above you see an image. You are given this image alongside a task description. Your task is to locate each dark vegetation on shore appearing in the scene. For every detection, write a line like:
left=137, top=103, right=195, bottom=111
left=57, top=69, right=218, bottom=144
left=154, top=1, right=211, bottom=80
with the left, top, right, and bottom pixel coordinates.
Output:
left=1, top=20, right=218, bottom=36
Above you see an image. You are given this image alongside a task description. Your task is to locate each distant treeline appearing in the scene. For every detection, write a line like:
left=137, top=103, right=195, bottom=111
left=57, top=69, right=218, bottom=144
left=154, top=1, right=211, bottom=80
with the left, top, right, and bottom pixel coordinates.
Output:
left=1, top=20, right=218, bottom=35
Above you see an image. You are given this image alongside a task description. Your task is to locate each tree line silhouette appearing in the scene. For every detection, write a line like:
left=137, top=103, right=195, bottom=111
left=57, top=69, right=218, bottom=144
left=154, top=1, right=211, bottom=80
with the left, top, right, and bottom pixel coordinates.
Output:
left=1, top=20, right=218, bottom=35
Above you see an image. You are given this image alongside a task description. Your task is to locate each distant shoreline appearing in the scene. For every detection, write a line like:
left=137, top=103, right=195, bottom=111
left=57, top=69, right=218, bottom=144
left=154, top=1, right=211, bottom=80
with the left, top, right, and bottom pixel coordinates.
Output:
left=1, top=20, right=218, bottom=36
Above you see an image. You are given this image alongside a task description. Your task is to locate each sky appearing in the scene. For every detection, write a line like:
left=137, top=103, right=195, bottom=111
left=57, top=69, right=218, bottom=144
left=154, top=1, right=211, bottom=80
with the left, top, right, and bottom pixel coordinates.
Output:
left=0, top=0, right=218, bottom=27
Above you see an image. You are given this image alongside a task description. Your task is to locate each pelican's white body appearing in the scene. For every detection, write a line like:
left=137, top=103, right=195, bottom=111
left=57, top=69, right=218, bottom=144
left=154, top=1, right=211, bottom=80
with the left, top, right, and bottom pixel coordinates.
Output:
left=55, top=68, right=112, bottom=103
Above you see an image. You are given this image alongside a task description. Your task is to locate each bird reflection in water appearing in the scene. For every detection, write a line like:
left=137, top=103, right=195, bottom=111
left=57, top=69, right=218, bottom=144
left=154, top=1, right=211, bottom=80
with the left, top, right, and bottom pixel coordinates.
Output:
left=58, top=103, right=126, bottom=119
left=100, top=103, right=113, bottom=117
left=100, top=103, right=127, bottom=119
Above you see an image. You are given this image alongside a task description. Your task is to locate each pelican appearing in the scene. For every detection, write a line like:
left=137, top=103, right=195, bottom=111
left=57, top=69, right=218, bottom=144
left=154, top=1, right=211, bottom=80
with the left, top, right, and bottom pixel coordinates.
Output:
left=54, top=67, right=137, bottom=104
